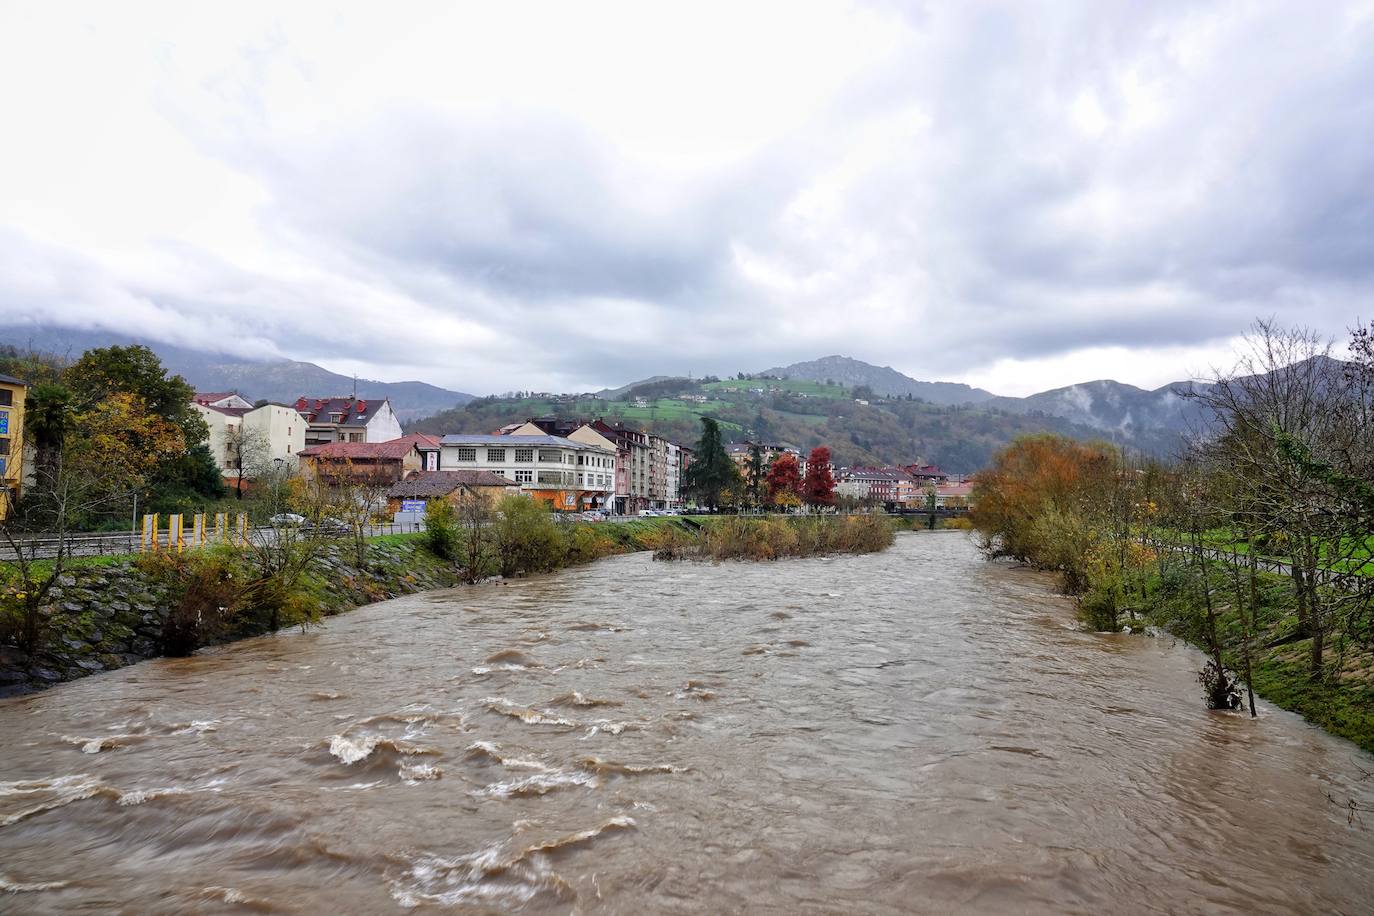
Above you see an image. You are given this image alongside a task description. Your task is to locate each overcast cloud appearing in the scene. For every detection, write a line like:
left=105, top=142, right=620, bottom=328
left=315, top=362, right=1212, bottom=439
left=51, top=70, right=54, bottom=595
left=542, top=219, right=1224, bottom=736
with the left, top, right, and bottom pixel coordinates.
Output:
left=1, top=1, right=1371, bottom=396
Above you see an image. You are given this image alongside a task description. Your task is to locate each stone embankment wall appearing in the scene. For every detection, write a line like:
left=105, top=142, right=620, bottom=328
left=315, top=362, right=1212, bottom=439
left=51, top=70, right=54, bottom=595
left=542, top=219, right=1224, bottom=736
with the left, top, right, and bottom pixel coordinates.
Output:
left=0, top=538, right=463, bottom=697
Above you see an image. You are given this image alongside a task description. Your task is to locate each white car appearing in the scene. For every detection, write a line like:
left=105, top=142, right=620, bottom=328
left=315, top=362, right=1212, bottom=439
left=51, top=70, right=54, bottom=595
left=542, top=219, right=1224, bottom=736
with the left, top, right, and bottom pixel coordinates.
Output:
left=269, top=513, right=307, bottom=527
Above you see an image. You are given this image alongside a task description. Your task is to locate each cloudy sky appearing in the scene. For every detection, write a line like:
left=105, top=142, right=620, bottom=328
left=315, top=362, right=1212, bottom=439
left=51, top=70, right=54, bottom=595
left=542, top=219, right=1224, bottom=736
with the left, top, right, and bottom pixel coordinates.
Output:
left=1, top=2, right=1371, bottom=396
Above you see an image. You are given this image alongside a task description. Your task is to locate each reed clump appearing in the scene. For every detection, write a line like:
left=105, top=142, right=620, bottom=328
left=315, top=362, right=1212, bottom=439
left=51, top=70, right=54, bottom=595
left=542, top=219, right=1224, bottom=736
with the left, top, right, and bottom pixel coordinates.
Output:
left=665, top=514, right=894, bottom=562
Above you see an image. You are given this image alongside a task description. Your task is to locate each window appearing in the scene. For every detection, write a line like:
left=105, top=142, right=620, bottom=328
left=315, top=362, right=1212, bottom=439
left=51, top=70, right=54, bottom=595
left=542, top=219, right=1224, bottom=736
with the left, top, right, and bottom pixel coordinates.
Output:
left=486, top=447, right=506, bottom=462
left=0, top=389, right=11, bottom=407
left=454, top=447, right=477, bottom=462
left=537, top=470, right=568, bottom=485
left=577, top=455, right=584, bottom=466
left=515, top=469, right=533, bottom=483
left=514, top=448, right=534, bottom=463
left=0, top=437, right=8, bottom=455
left=538, top=449, right=561, bottom=463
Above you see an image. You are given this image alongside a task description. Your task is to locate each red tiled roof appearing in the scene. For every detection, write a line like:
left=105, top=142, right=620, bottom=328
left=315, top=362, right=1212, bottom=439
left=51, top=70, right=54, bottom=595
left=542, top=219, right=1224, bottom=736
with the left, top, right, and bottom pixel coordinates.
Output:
left=389, top=432, right=441, bottom=449
left=293, top=396, right=387, bottom=425
left=298, top=440, right=419, bottom=460
left=194, top=391, right=238, bottom=405
left=385, top=470, right=518, bottom=498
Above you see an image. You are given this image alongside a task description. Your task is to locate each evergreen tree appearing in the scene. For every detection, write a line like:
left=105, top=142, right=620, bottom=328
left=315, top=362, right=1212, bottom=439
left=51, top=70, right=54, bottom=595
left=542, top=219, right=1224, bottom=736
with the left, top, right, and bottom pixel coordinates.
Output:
left=745, top=444, right=766, bottom=508
left=684, top=418, right=740, bottom=511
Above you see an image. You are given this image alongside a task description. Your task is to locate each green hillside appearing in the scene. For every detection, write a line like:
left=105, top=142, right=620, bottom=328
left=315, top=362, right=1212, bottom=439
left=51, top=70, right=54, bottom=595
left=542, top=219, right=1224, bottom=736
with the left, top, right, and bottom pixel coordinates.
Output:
left=408, top=376, right=1116, bottom=473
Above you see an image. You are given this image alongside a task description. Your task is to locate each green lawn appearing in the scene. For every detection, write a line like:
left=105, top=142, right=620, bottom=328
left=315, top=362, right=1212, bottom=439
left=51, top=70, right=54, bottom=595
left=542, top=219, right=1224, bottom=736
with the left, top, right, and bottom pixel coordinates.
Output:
left=703, top=379, right=850, bottom=399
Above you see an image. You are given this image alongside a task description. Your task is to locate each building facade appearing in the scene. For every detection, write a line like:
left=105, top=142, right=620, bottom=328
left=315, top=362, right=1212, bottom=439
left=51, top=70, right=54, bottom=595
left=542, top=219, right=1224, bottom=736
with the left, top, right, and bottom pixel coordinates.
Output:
left=439, top=433, right=616, bottom=511
left=192, top=397, right=307, bottom=482
left=0, top=374, right=27, bottom=519
left=295, top=397, right=404, bottom=445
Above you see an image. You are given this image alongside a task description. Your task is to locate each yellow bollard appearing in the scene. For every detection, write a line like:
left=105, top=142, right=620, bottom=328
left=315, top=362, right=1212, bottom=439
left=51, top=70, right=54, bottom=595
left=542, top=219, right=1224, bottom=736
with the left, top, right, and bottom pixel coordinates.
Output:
left=168, top=514, right=183, bottom=554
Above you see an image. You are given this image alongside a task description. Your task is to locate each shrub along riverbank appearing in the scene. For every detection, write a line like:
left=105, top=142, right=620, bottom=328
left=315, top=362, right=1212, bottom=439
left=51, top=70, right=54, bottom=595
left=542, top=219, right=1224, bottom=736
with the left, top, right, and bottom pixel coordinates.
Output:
left=973, top=433, right=1374, bottom=755
left=1, top=509, right=902, bottom=695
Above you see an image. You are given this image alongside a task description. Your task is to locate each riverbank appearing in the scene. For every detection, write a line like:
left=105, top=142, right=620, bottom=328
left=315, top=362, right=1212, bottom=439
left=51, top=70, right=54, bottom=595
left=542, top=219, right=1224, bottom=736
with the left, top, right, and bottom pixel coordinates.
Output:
left=4, top=532, right=1371, bottom=913
left=0, top=514, right=907, bottom=696
left=1119, top=562, right=1374, bottom=754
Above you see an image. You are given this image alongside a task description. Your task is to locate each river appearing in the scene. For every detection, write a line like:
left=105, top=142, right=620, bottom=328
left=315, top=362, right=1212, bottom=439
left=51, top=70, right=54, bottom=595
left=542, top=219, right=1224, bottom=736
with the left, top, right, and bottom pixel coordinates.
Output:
left=1, top=532, right=1372, bottom=913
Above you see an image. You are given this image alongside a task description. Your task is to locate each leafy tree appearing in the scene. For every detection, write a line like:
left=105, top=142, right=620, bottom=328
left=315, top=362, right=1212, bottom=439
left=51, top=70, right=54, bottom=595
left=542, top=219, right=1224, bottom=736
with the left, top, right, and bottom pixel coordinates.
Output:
left=801, top=446, right=836, bottom=508
left=64, top=345, right=205, bottom=445
left=494, top=495, right=564, bottom=576
left=65, top=391, right=185, bottom=524
left=683, top=418, right=741, bottom=511
left=24, top=382, right=73, bottom=483
left=765, top=452, right=802, bottom=506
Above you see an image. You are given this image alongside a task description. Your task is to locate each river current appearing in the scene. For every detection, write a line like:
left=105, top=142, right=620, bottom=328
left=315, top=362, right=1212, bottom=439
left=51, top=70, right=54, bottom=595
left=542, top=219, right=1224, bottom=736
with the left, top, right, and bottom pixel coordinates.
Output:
left=2, top=532, right=1372, bottom=914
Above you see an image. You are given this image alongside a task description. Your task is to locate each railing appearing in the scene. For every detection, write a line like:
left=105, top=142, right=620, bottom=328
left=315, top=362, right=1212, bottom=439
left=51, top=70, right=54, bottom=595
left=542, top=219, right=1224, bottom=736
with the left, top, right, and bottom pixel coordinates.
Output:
left=0, top=518, right=429, bottom=561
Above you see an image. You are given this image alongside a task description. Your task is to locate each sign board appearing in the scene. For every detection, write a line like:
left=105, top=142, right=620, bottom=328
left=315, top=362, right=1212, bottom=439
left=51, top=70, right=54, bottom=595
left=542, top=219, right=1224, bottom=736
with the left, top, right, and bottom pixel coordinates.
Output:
left=0, top=411, right=8, bottom=435
left=401, top=499, right=427, bottom=513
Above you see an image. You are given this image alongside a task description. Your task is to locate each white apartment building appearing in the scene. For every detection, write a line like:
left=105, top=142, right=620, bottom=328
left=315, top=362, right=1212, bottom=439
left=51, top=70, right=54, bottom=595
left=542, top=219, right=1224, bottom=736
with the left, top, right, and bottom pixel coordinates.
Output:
left=191, top=396, right=307, bottom=481
left=294, top=396, right=404, bottom=445
left=438, top=433, right=616, bottom=511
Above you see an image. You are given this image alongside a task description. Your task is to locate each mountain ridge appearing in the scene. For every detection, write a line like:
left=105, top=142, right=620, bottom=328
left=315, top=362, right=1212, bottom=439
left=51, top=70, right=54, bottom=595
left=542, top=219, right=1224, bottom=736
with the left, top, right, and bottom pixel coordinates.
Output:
left=762, top=354, right=997, bottom=405
left=0, top=324, right=475, bottom=422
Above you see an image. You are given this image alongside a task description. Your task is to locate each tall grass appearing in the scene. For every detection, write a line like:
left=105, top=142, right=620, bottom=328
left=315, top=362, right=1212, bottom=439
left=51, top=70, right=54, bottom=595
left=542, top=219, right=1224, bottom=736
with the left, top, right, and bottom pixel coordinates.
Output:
left=668, top=515, right=894, bottom=561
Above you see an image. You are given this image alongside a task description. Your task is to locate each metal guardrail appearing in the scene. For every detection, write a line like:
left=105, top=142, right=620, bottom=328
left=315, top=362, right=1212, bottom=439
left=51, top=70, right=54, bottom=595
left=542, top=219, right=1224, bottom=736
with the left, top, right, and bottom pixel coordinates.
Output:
left=1143, top=537, right=1369, bottom=591
left=0, top=520, right=429, bottom=562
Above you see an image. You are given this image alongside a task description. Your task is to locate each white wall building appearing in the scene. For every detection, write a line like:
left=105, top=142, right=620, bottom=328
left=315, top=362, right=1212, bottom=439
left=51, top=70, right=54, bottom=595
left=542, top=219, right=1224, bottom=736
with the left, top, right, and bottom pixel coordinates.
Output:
left=294, top=396, right=404, bottom=445
left=439, top=433, right=616, bottom=511
left=191, top=398, right=307, bottom=481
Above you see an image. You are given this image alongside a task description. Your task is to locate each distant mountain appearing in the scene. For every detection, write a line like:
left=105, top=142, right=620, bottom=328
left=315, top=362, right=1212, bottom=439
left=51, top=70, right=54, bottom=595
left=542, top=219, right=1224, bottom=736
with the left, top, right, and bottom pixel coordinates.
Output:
left=987, top=379, right=1207, bottom=455
left=0, top=325, right=475, bottom=423
left=762, top=355, right=996, bottom=406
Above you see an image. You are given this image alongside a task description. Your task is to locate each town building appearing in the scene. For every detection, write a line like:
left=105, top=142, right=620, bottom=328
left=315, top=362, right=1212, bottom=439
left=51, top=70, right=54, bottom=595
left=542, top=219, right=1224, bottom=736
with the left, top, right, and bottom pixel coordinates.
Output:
left=193, top=391, right=254, bottom=410
left=904, top=464, right=949, bottom=487
left=518, top=417, right=690, bottom=512
left=835, top=466, right=927, bottom=506
left=297, top=438, right=426, bottom=488
left=934, top=480, right=976, bottom=510
left=384, top=469, right=520, bottom=514
left=0, top=373, right=27, bottom=519
left=725, top=441, right=803, bottom=477
left=438, top=433, right=616, bottom=511
left=191, top=396, right=308, bottom=484
left=294, top=396, right=403, bottom=446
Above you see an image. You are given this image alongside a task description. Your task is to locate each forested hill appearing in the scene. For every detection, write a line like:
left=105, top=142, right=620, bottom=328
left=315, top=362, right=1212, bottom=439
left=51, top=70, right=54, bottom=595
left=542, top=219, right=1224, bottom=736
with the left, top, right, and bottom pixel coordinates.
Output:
left=407, top=377, right=1117, bottom=474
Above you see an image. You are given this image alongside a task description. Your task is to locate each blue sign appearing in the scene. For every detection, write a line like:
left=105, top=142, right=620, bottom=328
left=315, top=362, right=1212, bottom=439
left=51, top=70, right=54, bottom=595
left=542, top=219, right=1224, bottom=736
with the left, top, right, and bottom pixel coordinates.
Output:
left=401, top=500, right=427, bottom=513
left=0, top=412, right=8, bottom=435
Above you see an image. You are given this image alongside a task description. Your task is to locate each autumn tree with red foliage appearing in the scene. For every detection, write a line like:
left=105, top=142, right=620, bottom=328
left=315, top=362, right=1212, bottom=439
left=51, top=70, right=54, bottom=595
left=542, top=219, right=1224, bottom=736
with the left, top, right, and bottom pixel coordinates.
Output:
left=801, top=447, right=836, bottom=508
left=764, top=452, right=802, bottom=506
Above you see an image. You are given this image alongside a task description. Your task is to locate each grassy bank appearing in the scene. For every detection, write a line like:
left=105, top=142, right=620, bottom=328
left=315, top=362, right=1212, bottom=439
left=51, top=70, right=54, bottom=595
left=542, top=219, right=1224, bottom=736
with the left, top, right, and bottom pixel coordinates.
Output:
left=1125, top=562, right=1374, bottom=754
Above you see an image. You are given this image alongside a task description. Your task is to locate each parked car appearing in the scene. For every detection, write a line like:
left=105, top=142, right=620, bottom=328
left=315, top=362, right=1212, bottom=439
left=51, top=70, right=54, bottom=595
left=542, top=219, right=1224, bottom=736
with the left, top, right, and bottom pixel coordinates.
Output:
left=269, top=513, right=307, bottom=527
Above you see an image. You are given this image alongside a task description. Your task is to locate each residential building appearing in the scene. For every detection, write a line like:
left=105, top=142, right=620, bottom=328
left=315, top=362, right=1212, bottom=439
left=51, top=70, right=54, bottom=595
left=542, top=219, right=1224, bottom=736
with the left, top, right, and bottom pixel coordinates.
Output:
left=191, top=397, right=307, bottom=482
left=836, top=467, right=907, bottom=505
left=439, top=433, right=616, bottom=511
left=904, top=464, right=949, bottom=487
left=390, top=432, right=442, bottom=471
left=726, top=441, right=803, bottom=477
left=504, top=417, right=691, bottom=512
left=294, top=396, right=403, bottom=446
left=193, top=391, right=253, bottom=410
left=934, top=480, right=976, bottom=510
left=297, top=439, right=426, bottom=488
left=384, top=469, right=520, bottom=514
left=0, top=374, right=27, bottom=519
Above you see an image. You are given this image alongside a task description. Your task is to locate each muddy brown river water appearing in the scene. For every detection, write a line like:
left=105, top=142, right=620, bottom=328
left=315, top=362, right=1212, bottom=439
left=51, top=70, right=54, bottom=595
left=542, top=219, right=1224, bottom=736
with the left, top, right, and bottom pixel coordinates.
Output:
left=2, top=532, right=1373, bottom=914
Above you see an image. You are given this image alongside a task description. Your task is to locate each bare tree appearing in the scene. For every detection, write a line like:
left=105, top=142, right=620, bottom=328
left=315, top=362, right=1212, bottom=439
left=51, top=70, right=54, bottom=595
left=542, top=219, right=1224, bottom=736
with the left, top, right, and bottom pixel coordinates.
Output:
left=1183, top=320, right=1351, bottom=679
